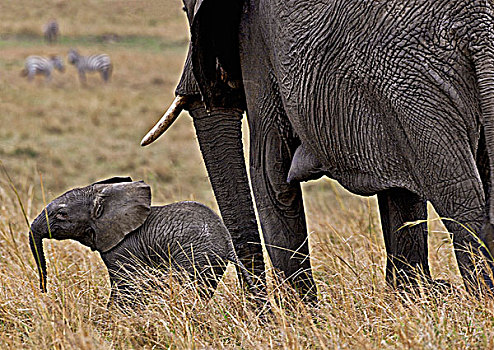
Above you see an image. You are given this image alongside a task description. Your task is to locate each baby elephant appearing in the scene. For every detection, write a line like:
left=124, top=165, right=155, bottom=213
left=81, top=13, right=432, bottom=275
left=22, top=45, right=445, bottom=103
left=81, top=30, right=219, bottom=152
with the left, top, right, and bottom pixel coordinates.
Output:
left=29, top=177, right=255, bottom=305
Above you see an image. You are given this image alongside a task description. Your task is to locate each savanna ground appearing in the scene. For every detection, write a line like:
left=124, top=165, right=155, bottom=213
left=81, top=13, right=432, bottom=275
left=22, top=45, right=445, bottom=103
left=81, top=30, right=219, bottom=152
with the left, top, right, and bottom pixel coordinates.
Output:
left=1, top=1, right=494, bottom=348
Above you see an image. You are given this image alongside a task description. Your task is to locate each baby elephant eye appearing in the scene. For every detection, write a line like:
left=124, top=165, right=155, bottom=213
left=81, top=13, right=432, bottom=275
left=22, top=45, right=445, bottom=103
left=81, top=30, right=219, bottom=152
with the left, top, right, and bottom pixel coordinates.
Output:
left=182, top=5, right=187, bottom=12
left=55, top=211, right=68, bottom=220
left=94, top=203, right=104, bottom=219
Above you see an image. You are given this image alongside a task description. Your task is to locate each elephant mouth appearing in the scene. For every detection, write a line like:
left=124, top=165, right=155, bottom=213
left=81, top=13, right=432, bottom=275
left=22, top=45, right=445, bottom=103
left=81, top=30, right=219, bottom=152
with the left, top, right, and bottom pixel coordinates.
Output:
left=86, top=227, right=97, bottom=251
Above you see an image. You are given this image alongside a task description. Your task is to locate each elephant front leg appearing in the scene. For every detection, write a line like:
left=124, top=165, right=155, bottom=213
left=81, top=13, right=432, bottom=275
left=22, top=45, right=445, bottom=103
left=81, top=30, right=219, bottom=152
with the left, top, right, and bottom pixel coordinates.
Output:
left=377, top=189, right=431, bottom=288
left=104, top=261, right=142, bottom=309
left=107, top=276, right=138, bottom=309
left=189, top=103, right=265, bottom=286
left=249, top=116, right=317, bottom=301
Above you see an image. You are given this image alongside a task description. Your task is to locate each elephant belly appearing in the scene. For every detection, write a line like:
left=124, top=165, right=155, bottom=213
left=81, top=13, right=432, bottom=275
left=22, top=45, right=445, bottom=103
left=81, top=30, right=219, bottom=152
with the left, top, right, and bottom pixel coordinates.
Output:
left=302, top=91, right=418, bottom=196
left=275, top=0, right=481, bottom=197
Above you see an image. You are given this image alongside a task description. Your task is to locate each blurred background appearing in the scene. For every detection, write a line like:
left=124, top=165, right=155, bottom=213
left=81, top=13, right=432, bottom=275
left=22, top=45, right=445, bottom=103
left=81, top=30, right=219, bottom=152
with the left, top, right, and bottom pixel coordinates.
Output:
left=0, top=0, right=207, bottom=205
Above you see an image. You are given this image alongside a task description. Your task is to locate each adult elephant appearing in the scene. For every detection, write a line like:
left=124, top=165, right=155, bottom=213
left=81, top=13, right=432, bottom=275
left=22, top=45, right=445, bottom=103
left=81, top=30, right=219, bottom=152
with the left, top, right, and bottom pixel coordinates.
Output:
left=143, top=0, right=494, bottom=299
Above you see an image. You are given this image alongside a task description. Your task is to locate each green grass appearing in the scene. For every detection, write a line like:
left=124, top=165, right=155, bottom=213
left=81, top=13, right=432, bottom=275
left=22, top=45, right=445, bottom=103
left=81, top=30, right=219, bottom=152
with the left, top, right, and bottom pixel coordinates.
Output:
left=0, top=34, right=187, bottom=53
left=1, top=0, right=494, bottom=348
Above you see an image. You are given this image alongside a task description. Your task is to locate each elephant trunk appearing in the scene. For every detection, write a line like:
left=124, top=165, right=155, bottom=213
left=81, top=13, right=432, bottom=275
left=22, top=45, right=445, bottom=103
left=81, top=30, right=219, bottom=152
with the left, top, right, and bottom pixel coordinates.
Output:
left=189, top=102, right=265, bottom=282
left=29, top=226, right=47, bottom=292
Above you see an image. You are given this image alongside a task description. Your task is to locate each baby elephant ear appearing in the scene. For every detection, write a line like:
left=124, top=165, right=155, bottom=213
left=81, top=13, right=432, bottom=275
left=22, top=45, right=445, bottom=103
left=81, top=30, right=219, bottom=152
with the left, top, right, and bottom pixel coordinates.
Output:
left=92, top=181, right=151, bottom=252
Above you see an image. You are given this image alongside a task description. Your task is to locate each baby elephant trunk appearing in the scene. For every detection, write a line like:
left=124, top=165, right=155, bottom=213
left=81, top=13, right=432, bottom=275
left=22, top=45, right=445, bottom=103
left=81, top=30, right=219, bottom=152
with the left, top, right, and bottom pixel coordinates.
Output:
left=29, top=217, right=48, bottom=292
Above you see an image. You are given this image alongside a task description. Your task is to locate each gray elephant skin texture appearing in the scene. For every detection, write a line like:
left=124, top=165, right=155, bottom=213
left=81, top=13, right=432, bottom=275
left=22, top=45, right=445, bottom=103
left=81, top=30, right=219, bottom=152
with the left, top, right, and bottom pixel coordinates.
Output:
left=29, top=177, right=254, bottom=305
left=165, top=0, right=494, bottom=298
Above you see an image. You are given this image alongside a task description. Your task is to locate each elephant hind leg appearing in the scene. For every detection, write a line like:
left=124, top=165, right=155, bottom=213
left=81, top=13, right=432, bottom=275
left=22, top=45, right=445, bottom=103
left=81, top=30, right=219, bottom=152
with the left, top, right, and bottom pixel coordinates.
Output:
left=377, top=188, right=430, bottom=288
left=475, top=129, right=494, bottom=255
left=249, top=113, right=317, bottom=302
left=427, top=176, right=494, bottom=292
left=242, top=44, right=316, bottom=301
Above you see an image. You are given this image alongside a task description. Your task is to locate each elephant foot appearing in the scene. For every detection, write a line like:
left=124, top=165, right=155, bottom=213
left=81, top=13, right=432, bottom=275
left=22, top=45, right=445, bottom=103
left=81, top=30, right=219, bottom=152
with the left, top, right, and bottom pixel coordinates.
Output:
left=388, top=277, right=458, bottom=302
left=426, top=278, right=457, bottom=296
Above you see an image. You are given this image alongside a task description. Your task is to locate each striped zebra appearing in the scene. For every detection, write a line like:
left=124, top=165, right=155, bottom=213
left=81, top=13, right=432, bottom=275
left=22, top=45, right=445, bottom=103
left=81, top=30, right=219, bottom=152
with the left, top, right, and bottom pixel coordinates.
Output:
left=43, top=20, right=59, bottom=43
left=21, top=55, right=65, bottom=81
left=68, top=49, right=113, bottom=84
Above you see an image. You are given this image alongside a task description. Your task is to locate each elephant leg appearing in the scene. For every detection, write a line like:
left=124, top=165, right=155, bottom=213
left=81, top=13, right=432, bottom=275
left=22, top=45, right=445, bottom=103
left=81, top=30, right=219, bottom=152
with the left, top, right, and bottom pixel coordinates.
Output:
left=197, top=261, right=225, bottom=292
left=428, top=176, right=493, bottom=292
left=248, top=104, right=317, bottom=301
left=107, top=275, right=138, bottom=308
left=476, top=128, right=489, bottom=199
left=189, top=103, right=265, bottom=286
left=107, top=279, right=122, bottom=308
left=476, top=129, right=494, bottom=255
left=377, top=188, right=430, bottom=288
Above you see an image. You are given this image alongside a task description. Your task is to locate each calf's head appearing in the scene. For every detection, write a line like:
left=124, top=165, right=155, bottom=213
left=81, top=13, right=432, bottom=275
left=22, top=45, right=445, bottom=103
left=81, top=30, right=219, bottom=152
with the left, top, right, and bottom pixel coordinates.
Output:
left=29, top=177, right=151, bottom=292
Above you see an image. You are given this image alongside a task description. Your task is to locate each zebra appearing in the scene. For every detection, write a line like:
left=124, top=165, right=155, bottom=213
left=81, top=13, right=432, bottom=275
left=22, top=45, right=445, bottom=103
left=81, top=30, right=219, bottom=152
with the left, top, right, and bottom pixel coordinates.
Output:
left=21, top=55, right=65, bottom=82
left=43, top=20, right=59, bottom=43
left=67, top=49, right=113, bottom=84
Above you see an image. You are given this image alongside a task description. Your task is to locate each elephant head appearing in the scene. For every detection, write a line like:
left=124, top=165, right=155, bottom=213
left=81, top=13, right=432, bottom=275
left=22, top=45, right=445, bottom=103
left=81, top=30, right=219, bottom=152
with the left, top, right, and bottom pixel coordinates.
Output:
left=141, top=0, right=265, bottom=281
left=29, top=177, right=151, bottom=292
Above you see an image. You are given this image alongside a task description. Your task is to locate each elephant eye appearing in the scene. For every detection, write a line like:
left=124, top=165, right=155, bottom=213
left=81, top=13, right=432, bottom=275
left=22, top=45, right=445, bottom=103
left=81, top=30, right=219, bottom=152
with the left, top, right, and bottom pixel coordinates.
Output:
left=182, top=6, right=187, bottom=13
left=56, top=211, right=68, bottom=220
left=94, top=203, right=104, bottom=219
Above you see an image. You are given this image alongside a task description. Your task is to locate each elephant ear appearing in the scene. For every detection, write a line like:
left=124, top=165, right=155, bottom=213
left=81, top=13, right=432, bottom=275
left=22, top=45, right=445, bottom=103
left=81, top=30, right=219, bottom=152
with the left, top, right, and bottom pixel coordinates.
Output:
left=91, top=181, right=151, bottom=252
left=92, top=176, right=133, bottom=185
left=175, top=44, right=201, bottom=97
left=190, top=0, right=244, bottom=109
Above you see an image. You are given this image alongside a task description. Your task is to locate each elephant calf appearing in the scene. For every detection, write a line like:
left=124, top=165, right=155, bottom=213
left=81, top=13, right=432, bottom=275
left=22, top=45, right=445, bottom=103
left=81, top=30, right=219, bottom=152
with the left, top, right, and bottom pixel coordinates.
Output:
left=29, top=177, right=255, bottom=305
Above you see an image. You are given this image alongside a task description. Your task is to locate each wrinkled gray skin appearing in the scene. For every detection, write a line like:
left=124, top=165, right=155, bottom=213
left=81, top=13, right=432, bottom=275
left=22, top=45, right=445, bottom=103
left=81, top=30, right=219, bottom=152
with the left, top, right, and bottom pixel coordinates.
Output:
left=29, top=177, right=255, bottom=305
left=170, top=0, right=494, bottom=300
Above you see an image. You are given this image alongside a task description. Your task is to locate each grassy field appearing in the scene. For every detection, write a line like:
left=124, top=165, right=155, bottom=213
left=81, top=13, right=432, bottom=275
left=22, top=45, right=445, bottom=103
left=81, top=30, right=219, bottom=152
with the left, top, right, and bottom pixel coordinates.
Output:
left=1, top=1, right=494, bottom=348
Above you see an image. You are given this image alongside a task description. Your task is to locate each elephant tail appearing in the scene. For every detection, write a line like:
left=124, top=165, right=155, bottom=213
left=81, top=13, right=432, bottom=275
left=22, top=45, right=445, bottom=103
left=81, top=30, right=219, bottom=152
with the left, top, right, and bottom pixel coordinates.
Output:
left=471, top=15, right=494, bottom=225
left=227, top=248, right=269, bottom=304
left=228, top=250, right=257, bottom=292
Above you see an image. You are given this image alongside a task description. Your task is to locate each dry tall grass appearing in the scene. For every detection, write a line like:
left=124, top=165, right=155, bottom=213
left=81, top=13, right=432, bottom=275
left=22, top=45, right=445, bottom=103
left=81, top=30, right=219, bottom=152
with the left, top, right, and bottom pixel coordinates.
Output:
left=3, top=177, right=494, bottom=348
left=2, top=0, right=494, bottom=348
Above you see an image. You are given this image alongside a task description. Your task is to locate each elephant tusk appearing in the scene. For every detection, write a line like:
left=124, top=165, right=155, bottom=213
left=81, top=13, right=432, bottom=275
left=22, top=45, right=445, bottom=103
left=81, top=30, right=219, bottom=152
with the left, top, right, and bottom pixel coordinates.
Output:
left=140, top=95, right=189, bottom=146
